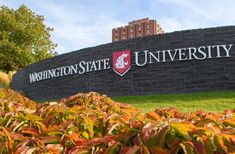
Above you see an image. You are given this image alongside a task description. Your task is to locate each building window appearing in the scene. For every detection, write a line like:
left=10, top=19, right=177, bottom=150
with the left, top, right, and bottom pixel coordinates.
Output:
left=138, top=32, right=141, bottom=37
left=130, top=27, right=133, bottom=32
left=122, top=35, right=125, bottom=40
left=147, top=29, right=150, bottom=35
left=138, top=25, right=141, bottom=31
left=114, top=31, right=118, bottom=36
left=146, top=24, right=150, bottom=30
left=130, top=33, right=133, bottom=38
left=122, top=29, right=125, bottom=34
left=115, top=37, right=118, bottom=41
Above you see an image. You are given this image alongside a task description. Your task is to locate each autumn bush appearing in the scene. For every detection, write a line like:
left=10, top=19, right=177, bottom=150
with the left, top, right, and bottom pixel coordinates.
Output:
left=0, top=71, right=16, bottom=88
left=0, top=88, right=234, bottom=154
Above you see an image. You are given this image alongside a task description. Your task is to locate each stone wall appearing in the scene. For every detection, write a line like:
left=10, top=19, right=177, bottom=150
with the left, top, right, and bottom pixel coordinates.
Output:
left=12, top=26, right=235, bottom=100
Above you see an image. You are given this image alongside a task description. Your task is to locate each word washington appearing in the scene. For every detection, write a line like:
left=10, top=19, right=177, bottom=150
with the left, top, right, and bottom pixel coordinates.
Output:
left=29, top=44, right=233, bottom=83
left=29, top=59, right=110, bottom=83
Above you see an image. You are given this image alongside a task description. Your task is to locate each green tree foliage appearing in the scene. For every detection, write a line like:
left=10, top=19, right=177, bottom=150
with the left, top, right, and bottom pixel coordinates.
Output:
left=0, top=5, right=57, bottom=72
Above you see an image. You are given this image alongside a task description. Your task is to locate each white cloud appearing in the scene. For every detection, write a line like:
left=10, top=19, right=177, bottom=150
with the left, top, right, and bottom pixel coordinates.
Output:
left=151, top=0, right=235, bottom=33
left=47, top=17, right=124, bottom=54
left=22, top=1, right=126, bottom=53
left=2, top=0, right=235, bottom=54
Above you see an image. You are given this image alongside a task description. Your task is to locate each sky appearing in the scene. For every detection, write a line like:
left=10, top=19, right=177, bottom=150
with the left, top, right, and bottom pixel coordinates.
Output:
left=1, top=0, right=235, bottom=54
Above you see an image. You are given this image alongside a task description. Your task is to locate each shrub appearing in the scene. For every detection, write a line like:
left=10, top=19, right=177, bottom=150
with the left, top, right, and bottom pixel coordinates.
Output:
left=0, top=71, right=16, bottom=87
left=0, top=88, right=234, bottom=153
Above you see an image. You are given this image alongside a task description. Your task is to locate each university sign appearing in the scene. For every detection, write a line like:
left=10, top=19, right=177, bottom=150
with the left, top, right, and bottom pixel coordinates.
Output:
left=12, top=26, right=235, bottom=100
left=29, top=44, right=233, bottom=83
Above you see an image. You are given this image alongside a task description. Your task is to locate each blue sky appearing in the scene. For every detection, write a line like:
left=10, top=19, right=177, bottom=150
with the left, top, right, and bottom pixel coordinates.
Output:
left=1, top=0, right=235, bottom=54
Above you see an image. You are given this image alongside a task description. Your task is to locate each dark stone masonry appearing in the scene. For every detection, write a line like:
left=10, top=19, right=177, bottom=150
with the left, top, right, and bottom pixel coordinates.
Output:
left=12, top=26, right=235, bottom=101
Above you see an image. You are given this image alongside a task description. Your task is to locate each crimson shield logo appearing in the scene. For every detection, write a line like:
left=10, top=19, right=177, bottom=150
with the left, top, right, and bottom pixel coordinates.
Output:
left=112, top=50, right=132, bottom=76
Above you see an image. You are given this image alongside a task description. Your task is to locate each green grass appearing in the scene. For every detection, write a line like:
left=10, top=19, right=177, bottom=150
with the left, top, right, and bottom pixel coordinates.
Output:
left=112, top=91, right=235, bottom=113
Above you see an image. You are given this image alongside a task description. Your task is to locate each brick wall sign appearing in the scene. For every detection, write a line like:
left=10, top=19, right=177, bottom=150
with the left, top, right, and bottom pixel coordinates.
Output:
left=12, top=26, right=235, bottom=100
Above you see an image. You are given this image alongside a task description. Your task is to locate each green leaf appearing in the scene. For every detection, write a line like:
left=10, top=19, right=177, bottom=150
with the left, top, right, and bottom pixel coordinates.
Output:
left=0, top=5, right=56, bottom=72
left=124, top=129, right=139, bottom=145
left=82, top=131, right=89, bottom=139
left=46, top=130, right=64, bottom=137
left=83, top=117, right=94, bottom=138
left=169, top=122, right=194, bottom=140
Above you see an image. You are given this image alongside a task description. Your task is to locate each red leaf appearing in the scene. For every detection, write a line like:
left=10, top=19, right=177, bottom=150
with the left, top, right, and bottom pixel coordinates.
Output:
left=21, top=127, right=39, bottom=136
left=40, top=136, right=60, bottom=144
left=14, top=133, right=28, bottom=141
left=120, top=146, right=140, bottom=154
left=191, top=141, right=207, bottom=154
left=149, top=146, right=170, bottom=154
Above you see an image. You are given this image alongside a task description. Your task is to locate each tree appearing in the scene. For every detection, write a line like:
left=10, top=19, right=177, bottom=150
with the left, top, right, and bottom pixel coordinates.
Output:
left=0, top=5, right=57, bottom=72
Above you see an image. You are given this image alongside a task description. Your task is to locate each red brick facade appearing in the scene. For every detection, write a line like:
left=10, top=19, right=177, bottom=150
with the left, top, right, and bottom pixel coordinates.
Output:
left=112, top=17, right=164, bottom=42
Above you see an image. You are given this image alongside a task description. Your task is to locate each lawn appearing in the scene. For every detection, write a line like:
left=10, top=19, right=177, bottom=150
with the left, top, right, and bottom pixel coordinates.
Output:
left=112, top=91, right=235, bottom=113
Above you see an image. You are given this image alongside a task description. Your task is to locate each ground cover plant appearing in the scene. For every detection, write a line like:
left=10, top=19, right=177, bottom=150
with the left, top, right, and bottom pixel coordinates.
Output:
left=0, top=88, right=234, bottom=153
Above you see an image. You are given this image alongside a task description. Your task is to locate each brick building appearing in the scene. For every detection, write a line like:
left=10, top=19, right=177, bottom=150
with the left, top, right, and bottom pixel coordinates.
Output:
left=112, top=17, right=164, bottom=42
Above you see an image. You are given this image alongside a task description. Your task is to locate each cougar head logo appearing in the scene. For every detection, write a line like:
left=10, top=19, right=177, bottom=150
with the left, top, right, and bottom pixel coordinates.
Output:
left=112, top=50, right=132, bottom=76
left=115, top=52, right=129, bottom=69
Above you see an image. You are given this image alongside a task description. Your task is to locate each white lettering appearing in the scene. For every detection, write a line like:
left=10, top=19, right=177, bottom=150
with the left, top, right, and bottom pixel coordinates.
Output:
left=188, top=47, right=197, bottom=60
left=222, top=44, right=233, bottom=57
left=90, top=61, right=97, bottom=71
left=213, top=45, right=221, bottom=58
left=178, top=48, right=188, bottom=61
left=71, top=64, right=78, bottom=74
left=97, top=60, right=102, bottom=70
left=64, top=66, right=71, bottom=75
left=29, top=73, right=37, bottom=83
left=104, top=58, right=110, bottom=69
left=135, top=50, right=148, bottom=66
left=207, top=46, right=212, bottom=58
left=197, top=46, right=207, bottom=60
left=149, top=51, right=160, bottom=63
left=29, top=44, right=233, bottom=83
left=162, top=50, right=166, bottom=62
left=79, top=61, right=86, bottom=74
left=167, top=50, right=177, bottom=61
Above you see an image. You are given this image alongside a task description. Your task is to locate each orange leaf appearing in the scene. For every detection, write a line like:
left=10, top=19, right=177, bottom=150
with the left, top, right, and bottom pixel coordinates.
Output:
left=21, top=127, right=39, bottom=136
left=146, top=111, right=161, bottom=121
